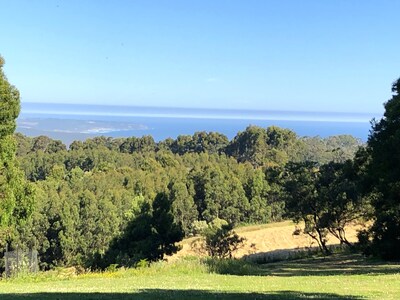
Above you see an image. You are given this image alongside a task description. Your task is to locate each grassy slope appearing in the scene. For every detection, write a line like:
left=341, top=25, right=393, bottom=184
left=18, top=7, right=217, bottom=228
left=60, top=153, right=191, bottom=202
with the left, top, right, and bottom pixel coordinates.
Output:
left=1, top=254, right=400, bottom=299
left=1, top=222, right=397, bottom=300
left=174, top=220, right=362, bottom=259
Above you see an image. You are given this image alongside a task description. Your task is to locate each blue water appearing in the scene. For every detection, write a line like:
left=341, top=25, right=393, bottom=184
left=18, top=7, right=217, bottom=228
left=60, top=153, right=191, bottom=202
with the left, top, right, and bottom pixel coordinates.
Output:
left=101, top=117, right=371, bottom=141
left=17, top=102, right=381, bottom=143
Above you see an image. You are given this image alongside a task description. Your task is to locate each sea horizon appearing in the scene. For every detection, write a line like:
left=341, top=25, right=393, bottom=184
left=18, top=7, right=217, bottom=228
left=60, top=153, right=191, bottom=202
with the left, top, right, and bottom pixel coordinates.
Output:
left=17, top=102, right=382, bottom=146
left=20, top=102, right=381, bottom=123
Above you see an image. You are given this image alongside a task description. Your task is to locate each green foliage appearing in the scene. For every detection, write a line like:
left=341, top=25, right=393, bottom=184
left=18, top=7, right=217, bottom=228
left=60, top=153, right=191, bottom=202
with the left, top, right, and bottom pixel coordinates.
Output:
left=300, top=135, right=362, bottom=164
left=103, top=192, right=184, bottom=268
left=204, top=257, right=260, bottom=276
left=225, top=125, right=269, bottom=167
left=169, top=181, right=197, bottom=236
left=168, top=131, right=229, bottom=155
left=203, top=224, right=246, bottom=259
left=151, top=192, right=185, bottom=258
left=0, top=56, right=34, bottom=254
left=10, top=105, right=363, bottom=268
left=283, top=160, right=367, bottom=255
left=1, top=253, right=399, bottom=299
left=0, top=60, right=19, bottom=137
left=119, top=136, right=155, bottom=154
left=226, top=125, right=313, bottom=167
left=244, top=168, right=272, bottom=223
left=283, top=162, right=331, bottom=254
left=363, top=77, right=400, bottom=259
left=316, top=161, right=371, bottom=246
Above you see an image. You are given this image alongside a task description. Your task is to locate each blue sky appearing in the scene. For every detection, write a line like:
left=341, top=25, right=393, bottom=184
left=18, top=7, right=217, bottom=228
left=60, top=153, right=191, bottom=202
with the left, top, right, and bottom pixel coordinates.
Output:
left=1, top=0, right=399, bottom=113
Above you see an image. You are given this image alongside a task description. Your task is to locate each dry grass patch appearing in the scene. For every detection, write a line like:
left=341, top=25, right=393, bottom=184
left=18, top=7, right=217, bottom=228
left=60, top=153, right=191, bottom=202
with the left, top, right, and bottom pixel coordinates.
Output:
left=171, top=221, right=363, bottom=260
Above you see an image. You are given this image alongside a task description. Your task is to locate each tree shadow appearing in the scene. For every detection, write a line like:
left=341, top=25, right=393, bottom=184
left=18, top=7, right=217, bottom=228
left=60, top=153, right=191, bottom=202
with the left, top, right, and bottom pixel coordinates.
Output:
left=259, top=253, right=400, bottom=277
left=205, top=253, right=400, bottom=277
left=0, top=290, right=365, bottom=300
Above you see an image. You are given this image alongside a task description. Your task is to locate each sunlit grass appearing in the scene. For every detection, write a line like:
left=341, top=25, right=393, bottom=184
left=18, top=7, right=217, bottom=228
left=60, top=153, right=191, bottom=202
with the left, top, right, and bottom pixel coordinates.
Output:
left=235, top=220, right=295, bottom=233
left=1, top=253, right=400, bottom=299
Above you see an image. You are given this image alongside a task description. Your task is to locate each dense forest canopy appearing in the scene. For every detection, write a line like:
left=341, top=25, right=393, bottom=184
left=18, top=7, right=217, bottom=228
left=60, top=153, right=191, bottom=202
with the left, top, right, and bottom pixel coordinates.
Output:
left=5, top=126, right=363, bottom=269
left=1, top=54, right=399, bottom=272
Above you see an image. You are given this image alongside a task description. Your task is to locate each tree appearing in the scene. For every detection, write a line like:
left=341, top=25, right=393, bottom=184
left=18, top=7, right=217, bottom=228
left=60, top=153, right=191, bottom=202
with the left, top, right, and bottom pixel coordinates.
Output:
left=284, top=160, right=367, bottom=254
left=284, top=162, right=332, bottom=254
left=103, top=192, right=184, bottom=267
left=170, top=135, right=193, bottom=155
left=225, top=126, right=268, bottom=167
left=299, top=135, right=361, bottom=164
left=264, top=166, right=286, bottom=221
left=204, top=224, right=245, bottom=259
left=225, top=125, right=301, bottom=167
left=119, top=136, right=155, bottom=154
left=169, top=181, right=198, bottom=236
left=191, top=131, right=229, bottom=154
left=244, top=168, right=271, bottom=223
left=151, top=192, right=185, bottom=260
left=202, top=168, right=249, bottom=226
left=265, top=126, right=301, bottom=164
left=317, top=161, right=369, bottom=246
left=0, top=56, right=34, bottom=250
left=363, top=78, right=400, bottom=259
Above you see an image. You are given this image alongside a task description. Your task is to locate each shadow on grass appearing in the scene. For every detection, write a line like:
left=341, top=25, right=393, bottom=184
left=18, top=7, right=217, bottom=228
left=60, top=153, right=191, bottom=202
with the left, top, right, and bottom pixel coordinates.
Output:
left=0, top=290, right=365, bottom=300
left=205, top=253, right=400, bottom=277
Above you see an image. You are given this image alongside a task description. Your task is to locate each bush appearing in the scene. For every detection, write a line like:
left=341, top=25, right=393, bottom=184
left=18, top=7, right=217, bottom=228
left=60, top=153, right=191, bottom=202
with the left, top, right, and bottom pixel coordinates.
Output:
left=204, top=224, right=245, bottom=259
left=203, top=257, right=261, bottom=275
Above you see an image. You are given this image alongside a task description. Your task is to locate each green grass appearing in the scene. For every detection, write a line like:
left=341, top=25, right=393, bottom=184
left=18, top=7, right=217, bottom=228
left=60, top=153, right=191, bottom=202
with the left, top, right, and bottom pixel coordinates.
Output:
left=235, top=220, right=295, bottom=233
left=1, top=254, right=400, bottom=299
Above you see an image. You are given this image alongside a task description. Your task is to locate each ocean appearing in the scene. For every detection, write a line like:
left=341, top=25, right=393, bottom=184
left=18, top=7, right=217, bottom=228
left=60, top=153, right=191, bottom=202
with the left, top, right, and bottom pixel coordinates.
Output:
left=17, top=102, right=382, bottom=146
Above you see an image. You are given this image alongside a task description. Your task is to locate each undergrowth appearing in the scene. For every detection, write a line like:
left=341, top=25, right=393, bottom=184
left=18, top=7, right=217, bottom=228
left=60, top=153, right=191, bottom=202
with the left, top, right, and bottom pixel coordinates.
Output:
left=0, top=246, right=368, bottom=283
left=2, top=256, right=264, bottom=283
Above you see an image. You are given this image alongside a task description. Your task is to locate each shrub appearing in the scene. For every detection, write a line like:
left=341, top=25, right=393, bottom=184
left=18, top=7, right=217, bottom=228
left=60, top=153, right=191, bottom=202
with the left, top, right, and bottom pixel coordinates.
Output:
left=204, top=224, right=245, bottom=259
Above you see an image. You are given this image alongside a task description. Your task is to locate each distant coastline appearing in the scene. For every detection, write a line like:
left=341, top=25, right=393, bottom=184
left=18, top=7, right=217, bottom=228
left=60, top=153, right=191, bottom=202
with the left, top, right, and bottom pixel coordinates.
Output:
left=21, top=102, right=381, bottom=123
left=17, top=102, right=381, bottom=146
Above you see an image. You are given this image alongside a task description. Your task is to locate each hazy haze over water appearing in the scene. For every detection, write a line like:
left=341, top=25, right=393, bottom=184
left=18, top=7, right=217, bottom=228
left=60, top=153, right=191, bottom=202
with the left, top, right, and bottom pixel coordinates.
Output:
left=17, top=102, right=381, bottom=146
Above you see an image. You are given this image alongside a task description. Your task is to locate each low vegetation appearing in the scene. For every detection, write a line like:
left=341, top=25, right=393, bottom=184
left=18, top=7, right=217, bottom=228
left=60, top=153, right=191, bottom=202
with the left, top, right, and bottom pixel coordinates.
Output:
left=1, top=253, right=400, bottom=299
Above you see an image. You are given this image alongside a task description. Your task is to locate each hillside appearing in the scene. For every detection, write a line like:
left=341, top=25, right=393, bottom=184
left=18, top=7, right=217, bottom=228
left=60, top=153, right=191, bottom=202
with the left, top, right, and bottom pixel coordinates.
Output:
left=172, top=221, right=363, bottom=260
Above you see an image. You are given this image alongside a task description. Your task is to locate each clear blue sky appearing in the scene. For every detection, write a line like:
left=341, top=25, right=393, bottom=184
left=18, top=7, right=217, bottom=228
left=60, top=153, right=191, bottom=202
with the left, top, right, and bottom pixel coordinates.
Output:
left=1, top=0, right=399, bottom=113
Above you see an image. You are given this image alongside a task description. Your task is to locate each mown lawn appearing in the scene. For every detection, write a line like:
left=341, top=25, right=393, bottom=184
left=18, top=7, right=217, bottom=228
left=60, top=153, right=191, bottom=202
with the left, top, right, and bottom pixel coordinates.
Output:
left=1, top=253, right=399, bottom=300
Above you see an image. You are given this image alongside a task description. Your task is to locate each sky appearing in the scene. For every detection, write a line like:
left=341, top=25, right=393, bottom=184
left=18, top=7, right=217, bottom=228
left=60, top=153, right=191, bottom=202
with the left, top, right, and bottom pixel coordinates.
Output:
left=1, top=0, right=399, bottom=113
